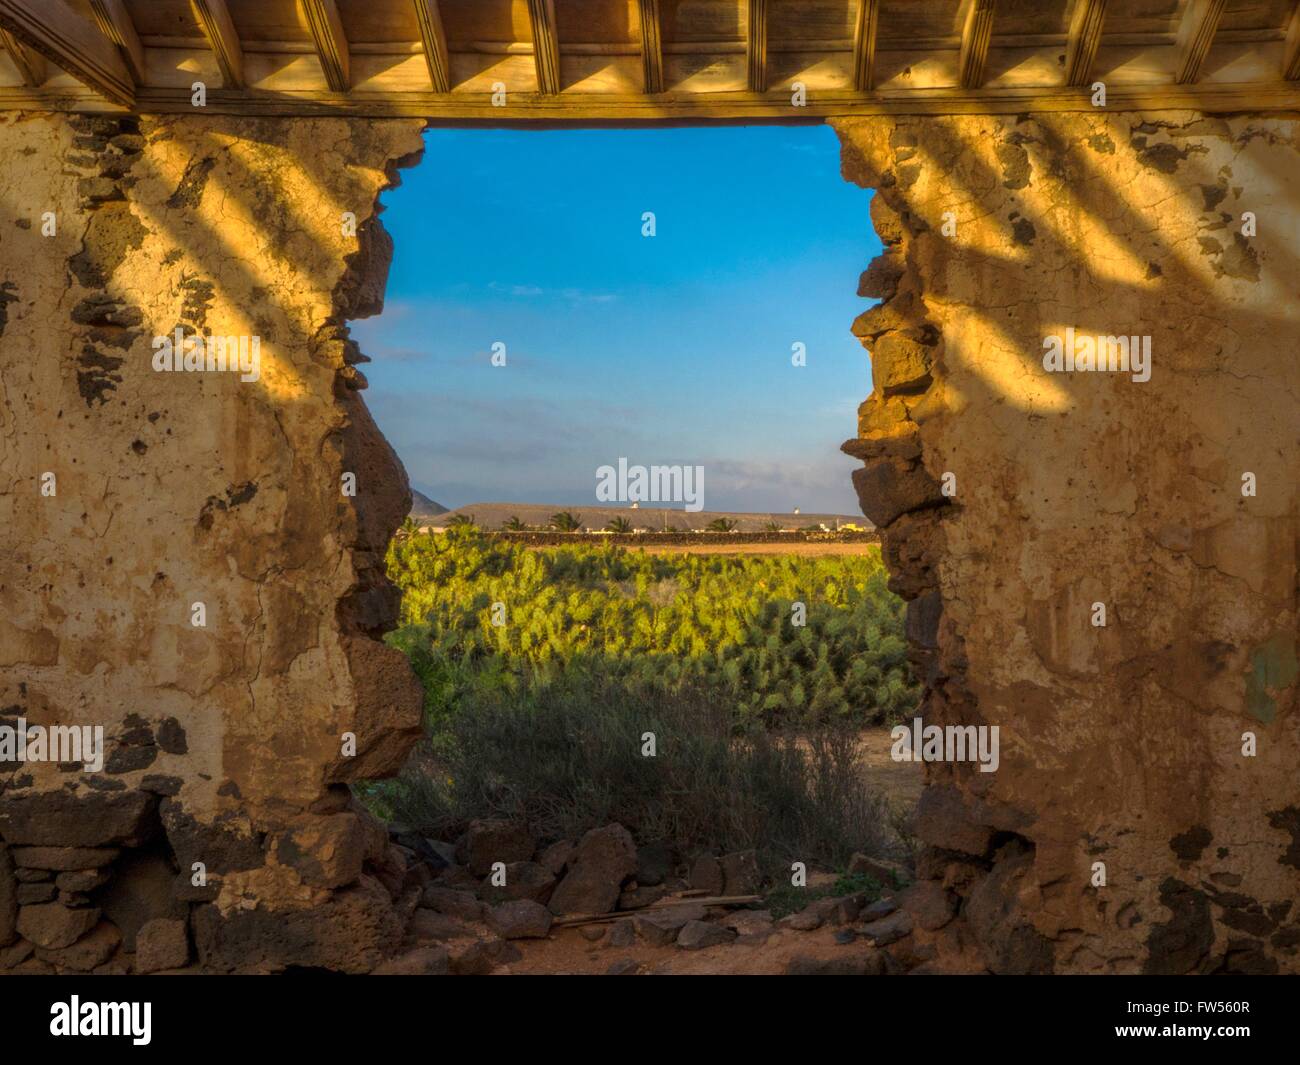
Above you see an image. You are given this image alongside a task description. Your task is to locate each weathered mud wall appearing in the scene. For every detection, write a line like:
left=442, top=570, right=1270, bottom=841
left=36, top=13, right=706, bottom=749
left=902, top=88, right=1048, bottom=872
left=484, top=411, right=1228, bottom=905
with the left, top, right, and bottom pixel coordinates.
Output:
left=834, top=111, right=1299, bottom=974
left=0, top=112, right=426, bottom=972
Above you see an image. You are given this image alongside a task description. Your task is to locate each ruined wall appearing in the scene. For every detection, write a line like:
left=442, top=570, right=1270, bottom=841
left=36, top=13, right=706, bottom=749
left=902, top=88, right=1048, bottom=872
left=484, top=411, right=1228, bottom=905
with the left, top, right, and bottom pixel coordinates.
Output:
left=0, top=112, right=427, bottom=972
left=834, top=111, right=1299, bottom=974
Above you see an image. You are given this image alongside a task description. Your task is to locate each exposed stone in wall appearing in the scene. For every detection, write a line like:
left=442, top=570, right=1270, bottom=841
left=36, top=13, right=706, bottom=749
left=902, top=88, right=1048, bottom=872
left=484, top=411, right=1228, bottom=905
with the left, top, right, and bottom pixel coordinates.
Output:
left=833, top=111, right=1299, bottom=974
left=0, top=112, right=426, bottom=973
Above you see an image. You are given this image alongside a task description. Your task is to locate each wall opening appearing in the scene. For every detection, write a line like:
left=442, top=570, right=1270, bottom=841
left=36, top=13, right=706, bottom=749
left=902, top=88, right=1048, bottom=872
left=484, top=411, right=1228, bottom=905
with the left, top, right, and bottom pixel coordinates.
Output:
left=347, top=123, right=924, bottom=970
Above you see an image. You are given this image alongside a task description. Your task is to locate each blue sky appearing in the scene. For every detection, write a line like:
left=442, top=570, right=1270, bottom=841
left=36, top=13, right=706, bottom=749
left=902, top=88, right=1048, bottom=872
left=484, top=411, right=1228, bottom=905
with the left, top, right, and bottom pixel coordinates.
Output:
left=352, top=124, right=879, bottom=514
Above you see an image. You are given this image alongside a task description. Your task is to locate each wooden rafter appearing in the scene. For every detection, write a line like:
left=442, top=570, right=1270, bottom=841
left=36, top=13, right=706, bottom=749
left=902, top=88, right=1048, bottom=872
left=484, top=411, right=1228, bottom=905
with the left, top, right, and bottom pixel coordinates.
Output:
left=637, top=0, right=663, bottom=95
left=299, top=0, right=349, bottom=93
left=0, top=25, right=44, bottom=86
left=89, top=0, right=144, bottom=85
left=1283, top=0, right=1300, bottom=80
left=526, top=0, right=560, bottom=95
left=958, top=0, right=995, bottom=90
left=1064, top=0, right=1107, bottom=87
left=412, top=0, right=451, bottom=93
left=1174, top=0, right=1226, bottom=84
left=189, top=0, right=244, bottom=89
left=747, top=0, right=767, bottom=93
left=0, top=0, right=132, bottom=105
left=852, top=0, right=880, bottom=91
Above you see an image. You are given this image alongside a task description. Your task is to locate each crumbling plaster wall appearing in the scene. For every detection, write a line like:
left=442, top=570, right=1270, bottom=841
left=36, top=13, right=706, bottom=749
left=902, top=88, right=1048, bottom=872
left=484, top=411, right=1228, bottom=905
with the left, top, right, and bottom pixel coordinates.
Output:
left=0, top=112, right=426, bottom=972
left=833, top=110, right=1299, bottom=974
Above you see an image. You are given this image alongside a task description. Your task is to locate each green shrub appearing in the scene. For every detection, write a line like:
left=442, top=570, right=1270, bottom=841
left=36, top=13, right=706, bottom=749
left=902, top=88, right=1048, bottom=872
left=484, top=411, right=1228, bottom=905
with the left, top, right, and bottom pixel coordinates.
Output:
left=359, top=671, right=893, bottom=870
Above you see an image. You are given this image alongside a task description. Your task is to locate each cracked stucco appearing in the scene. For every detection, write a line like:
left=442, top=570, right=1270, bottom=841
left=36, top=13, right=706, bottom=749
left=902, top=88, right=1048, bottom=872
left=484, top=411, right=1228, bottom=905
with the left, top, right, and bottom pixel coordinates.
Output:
left=834, top=110, right=1299, bottom=974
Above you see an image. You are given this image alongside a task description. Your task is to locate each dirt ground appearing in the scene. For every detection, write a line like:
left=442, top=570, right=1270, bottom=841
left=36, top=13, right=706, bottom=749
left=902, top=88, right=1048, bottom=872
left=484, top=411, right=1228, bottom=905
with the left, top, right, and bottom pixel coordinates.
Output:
left=855, top=726, right=924, bottom=812
left=484, top=728, right=923, bottom=975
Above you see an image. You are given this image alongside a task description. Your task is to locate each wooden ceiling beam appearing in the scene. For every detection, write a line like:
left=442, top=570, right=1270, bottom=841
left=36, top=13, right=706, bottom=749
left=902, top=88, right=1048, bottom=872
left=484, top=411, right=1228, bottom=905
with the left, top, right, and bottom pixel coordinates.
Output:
left=526, top=0, right=561, bottom=94
left=189, top=0, right=244, bottom=89
left=637, top=0, right=663, bottom=94
left=89, top=0, right=144, bottom=85
left=0, top=25, right=45, bottom=86
left=747, top=0, right=767, bottom=92
left=852, top=0, right=880, bottom=91
left=299, top=0, right=349, bottom=93
left=1283, top=0, right=1300, bottom=80
left=958, top=0, right=995, bottom=90
left=0, top=0, right=133, bottom=105
left=412, top=0, right=451, bottom=92
left=1064, top=0, right=1107, bottom=87
left=1174, top=0, right=1226, bottom=84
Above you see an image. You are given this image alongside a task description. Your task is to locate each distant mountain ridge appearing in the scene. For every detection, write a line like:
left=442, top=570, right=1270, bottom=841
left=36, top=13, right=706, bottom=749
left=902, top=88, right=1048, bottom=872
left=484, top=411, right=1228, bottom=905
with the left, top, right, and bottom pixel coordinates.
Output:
left=416, top=501, right=871, bottom=533
left=410, top=490, right=448, bottom=517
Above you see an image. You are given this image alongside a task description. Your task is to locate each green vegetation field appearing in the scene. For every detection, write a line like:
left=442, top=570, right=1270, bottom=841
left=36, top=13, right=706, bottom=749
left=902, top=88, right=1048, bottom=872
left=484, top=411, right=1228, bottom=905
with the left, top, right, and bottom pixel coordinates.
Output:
left=385, top=528, right=917, bottom=729
left=367, top=528, right=919, bottom=864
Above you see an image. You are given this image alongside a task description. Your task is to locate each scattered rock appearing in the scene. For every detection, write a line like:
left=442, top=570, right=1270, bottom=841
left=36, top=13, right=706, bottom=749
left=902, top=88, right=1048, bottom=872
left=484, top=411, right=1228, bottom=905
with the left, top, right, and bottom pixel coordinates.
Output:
left=787, top=950, right=886, bottom=976
left=448, top=936, right=516, bottom=975
left=861, top=898, right=898, bottom=921
left=487, top=900, right=553, bottom=940
left=17, top=903, right=100, bottom=950
left=632, top=904, right=708, bottom=946
left=720, top=850, right=760, bottom=894
left=606, top=920, right=636, bottom=948
left=806, top=895, right=861, bottom=926
left=408, top=909, right=467, bottom=943
left=677, top=920, right=737, bottom=950
left=580, top=925, right=606, bottom=942
left=723, top=909, right=773, bottom=936
left=606, top=958, right=640, bottom=975
left=688, top=853, right=724, bottom=894
left=548, top=824, right=637, bottom=916
left=135, top=918, right=190, bottom=973
left=538, top=840, right=576, bottom=878
left=848, top=852, right=907, bottom=888
left=860, top=909, right=913, bottom=947
left=390, top=828, right=451, bottom=872
left=618, top=883, right=667, bottom=910
left=420, top=886, right=484, bottom=922
left=372, top=946, right=449, bottom=975
left=833, top=928, right=857, bottom=945
left=778, top=911, right=822, bottom=932
left=635, top=843, right=672, bottom=887
left=461, top=820, right=536, bottom=877
left=479, top=861, right=555, bottom=905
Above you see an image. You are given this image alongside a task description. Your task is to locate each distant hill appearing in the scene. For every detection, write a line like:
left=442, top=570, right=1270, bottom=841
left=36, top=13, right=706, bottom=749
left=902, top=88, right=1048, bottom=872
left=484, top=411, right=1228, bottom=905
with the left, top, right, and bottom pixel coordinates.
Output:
left=420, top=502, right=871, bottom=533
left=410, top=490, right=448, bottom=518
